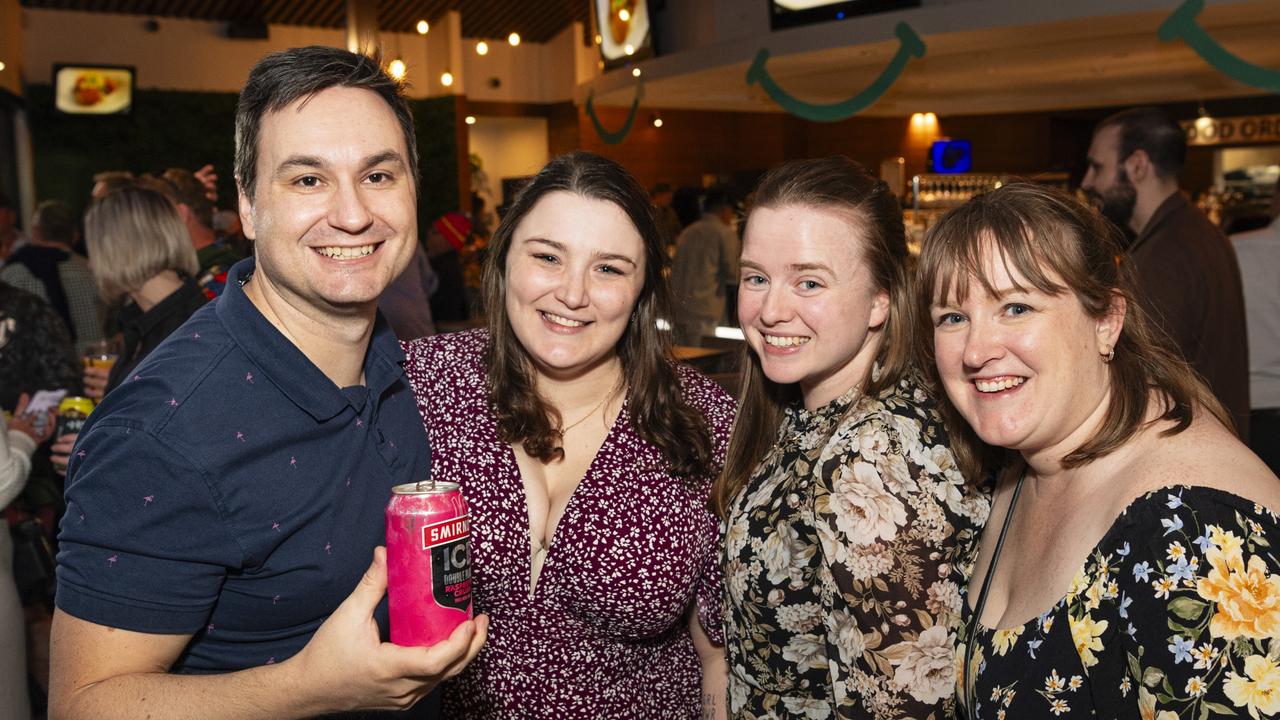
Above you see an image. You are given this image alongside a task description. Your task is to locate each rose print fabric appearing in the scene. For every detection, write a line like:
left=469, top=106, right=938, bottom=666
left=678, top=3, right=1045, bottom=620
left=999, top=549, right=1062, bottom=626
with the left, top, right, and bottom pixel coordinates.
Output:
left=961, top=486, right=1280, bottom=720
left=724, top=377, right=990, bottom=719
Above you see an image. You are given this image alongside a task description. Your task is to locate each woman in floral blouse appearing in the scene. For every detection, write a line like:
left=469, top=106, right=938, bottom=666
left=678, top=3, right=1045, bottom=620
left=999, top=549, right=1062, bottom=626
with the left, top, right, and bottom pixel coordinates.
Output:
left=715, top=156, right=991, bottom=719
left=918, top=183, right=1280, bottom=720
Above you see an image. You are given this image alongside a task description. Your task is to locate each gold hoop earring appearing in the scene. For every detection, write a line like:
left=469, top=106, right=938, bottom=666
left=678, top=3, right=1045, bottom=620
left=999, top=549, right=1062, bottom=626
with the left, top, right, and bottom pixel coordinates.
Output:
left=1102, top=346, right=1115, bottom=363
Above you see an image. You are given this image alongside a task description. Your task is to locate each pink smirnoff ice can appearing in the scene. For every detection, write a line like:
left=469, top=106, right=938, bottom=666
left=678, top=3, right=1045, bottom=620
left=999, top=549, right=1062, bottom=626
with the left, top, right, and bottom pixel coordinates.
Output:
left=386, top=480, right=472, bottom=646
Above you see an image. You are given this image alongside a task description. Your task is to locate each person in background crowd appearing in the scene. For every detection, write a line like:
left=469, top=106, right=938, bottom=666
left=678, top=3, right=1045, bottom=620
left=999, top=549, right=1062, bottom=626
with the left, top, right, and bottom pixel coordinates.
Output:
left=0, top=201, right=104, bottom=354
left=1, top=395, right=56, bottom=720
left=426, top=211, right=470, bottom=325
left=141, top=168, right=243, bottom=298
left=49, top=186, right=210, bottom=473
left=49, top=45, right=485, bottom=720
left=0, top=192, right=30, bottom=268
left=213, top=208, right=252, bottom=259
left=405, top=151, right=733, bottom=718
left=919, top=183, right=1279, bottom=720
left=1081, top=106, right=1250, bottom=438
left=1230, top=182, right=1280, bottom=475
left=650, top=182, right=683, bottom=253
left=0, top=282, right=80, bottom=412
left=379, top=235, right=438, bottom=341
left=717, top=156, right=988, bottom=719
left=89, top=172, right=135, bottom=202
left=670, top=185, right=741, bottom=347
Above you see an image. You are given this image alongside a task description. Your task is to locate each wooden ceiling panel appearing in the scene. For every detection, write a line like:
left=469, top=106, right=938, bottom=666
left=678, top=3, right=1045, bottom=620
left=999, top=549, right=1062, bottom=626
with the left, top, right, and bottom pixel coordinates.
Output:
left=20, top=0, right=589, bottom=41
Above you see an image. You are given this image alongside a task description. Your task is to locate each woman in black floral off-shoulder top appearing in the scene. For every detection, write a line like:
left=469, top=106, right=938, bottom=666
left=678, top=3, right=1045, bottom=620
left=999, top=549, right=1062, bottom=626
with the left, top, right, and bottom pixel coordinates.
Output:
left=917, top=182, right=1280, bottom=720
left=715, top=157, right=991, bottom=719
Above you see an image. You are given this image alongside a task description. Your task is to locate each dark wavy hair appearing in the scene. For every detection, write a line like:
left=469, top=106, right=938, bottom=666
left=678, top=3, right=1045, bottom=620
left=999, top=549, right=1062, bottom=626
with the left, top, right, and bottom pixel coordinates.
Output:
left=482, top=151, right=715, bottom=480
left=915, top=182, right=1229, bottom=479
left=714, top=156, right=915, bottom=516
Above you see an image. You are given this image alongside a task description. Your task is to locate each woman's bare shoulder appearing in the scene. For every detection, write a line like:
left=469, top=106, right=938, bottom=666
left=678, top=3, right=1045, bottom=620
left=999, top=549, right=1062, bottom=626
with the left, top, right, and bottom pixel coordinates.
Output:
left=1120, top=413, right=1280, bottom=512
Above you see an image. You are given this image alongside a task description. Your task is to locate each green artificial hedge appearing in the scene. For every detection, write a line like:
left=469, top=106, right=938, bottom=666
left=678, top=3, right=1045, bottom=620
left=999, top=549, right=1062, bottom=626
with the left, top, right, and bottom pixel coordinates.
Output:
left=24, top=85, right=458, bottom=236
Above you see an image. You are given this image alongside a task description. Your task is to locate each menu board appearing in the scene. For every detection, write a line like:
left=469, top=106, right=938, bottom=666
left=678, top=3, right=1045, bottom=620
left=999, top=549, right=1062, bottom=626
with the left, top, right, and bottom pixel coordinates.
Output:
left=770, top=0, right=921, bottom=30
left=53, top=64, right=135, bottom=116
left=594, top=0, right=653, bottom=69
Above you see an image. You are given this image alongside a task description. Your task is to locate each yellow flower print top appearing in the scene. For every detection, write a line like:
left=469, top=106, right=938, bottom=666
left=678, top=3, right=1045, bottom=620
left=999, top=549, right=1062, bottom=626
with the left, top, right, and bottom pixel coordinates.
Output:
left=960, top=486, right=1280, bottom=720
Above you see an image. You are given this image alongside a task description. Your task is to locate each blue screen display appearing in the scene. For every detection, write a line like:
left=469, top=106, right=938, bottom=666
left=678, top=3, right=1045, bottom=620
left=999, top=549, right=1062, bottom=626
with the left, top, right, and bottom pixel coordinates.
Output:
left=930, top=140, right=972, bottom=174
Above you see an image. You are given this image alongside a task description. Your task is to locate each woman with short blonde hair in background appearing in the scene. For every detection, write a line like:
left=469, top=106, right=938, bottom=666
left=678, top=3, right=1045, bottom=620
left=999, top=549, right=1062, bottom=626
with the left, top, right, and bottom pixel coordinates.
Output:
left=51, top=186, right=207, bottom=470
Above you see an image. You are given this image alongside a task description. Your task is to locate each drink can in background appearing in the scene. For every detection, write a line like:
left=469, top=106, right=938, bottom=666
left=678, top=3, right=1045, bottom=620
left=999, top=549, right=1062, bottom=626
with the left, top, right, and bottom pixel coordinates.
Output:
left=385, top=481, right=472, bottom=646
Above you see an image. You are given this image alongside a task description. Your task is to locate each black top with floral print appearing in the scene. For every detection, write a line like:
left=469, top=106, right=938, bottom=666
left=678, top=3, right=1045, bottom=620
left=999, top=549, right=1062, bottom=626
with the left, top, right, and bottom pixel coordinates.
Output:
left=724, top=376, right=991, bottom=719
left=960, top=486, right=1280, bottom=720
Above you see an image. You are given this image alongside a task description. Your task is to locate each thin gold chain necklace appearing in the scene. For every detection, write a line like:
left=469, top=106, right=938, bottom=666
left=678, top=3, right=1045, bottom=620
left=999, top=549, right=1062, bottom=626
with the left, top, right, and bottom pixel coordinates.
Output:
left=558, top=375, right=624, bottom=435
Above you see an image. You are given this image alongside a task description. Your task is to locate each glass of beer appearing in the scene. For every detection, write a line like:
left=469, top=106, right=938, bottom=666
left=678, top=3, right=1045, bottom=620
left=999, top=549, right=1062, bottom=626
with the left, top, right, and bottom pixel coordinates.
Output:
left=82, top=339, right=119, bottom=372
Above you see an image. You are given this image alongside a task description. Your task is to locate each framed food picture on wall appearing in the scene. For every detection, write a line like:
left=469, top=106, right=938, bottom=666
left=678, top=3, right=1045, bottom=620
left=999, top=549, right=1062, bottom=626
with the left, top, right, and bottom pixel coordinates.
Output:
left=593, top=0, right=653, bottom=70
left=53, top=64, right=135, bottom=115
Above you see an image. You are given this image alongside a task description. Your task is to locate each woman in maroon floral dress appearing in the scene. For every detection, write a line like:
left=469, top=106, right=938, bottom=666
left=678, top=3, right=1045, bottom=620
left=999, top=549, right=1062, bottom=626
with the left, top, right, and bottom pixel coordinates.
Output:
left=403, top=152, right=734, bottom=718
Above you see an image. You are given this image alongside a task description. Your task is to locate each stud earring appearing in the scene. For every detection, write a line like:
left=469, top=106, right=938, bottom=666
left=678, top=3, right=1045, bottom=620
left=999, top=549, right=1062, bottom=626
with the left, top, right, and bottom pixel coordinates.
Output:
left=1101, top=346, right=1115, bottom=363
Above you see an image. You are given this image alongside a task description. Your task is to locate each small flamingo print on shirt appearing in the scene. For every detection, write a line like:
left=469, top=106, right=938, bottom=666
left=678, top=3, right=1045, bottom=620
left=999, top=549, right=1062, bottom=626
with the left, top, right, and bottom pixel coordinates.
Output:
left=168, top=398, right=178, bottom=407
left=272, top=595, right=280, bottom=605
left=192, top=332, right=201, bottom=339
left=106, top=554, right=118, bottom=567
left=206, top=623, right=214, bottom=633
left=324, top=542, right=332, bottom=555
left=289, top=456, right=298, bottom=469
left=271, top=522, right=281, bottom=532
left=245, top=372, right=255, bottom=384
left=356, top=418, right=364, bottom=428
left=143, top=495, right=154, bottom=507
left=236, top=431, right=245, bottom=442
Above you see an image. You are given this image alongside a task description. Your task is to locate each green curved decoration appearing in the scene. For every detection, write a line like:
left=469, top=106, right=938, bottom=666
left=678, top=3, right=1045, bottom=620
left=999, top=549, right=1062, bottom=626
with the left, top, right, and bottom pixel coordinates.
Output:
left=1159, top=0, right=1280, bottom=93
left=585, top=78, right=645, bottom=145
left=746, top=22, right=926, bottom=122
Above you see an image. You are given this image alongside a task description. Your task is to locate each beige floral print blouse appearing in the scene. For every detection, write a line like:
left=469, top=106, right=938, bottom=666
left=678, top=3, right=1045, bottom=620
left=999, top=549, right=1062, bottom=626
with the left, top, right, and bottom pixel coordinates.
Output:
left=724, top=376, right=991, bottom=719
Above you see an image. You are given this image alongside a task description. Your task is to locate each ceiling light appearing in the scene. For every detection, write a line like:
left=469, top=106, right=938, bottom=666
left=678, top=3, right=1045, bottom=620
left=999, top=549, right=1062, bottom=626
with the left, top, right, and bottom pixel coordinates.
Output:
left=465, top=116, right=476, bottom=125
left=619, top=8, right=631, bottom=21
left=594, top=34, right=602, bottom=45
left=441, top=71, right=454, bottom=87
left=476, top=41, right=489, bottom=55
left=508, top=32, right=521, bottom=46
left=0, top=61, right=6, bottom=72
left=651, top=114, right=663, bottom=128
left=416, top=19, right=429, bottom=35
left=388, top=58, right=406, bottom=80
left=624, top=44, right=635, bottom=55
left=1196, top=103, right=1213, bottom=131
left=632, top=68, right=641, bottom=78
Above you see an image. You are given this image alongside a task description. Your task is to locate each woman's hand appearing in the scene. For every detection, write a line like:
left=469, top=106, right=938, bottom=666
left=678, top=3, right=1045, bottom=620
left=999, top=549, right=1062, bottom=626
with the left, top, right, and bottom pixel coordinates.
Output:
left=83, top=365, right=111, bottom=402
left=10, top=393, right=55, bottom=444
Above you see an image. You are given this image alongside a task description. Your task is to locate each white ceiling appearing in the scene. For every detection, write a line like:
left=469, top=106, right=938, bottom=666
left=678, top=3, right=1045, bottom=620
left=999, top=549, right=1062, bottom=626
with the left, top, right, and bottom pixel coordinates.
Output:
left=593, top=0, right=1280, bottom=117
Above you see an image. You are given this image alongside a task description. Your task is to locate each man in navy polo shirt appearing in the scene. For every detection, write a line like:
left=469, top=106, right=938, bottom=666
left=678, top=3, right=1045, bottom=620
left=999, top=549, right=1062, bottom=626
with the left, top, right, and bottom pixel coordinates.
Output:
left=49, top=46, right=487, bottom=719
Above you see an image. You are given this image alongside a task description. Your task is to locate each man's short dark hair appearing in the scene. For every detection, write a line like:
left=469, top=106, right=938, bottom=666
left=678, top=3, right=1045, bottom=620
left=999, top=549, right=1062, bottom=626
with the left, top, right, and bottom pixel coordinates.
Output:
left=33, top=200, right=78, bottom=247
left=235, top=46, right=418, bottom=202
left=1097, top=107, right=1187, bottom=180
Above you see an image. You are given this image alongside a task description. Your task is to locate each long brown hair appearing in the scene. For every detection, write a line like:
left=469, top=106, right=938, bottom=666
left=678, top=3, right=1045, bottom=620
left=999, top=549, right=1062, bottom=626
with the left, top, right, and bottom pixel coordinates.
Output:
left=483, top=151, right=715, bottom=480
left=713, top=156, right=915, bottom=516
left=915, top=182, right=1230, bottom=480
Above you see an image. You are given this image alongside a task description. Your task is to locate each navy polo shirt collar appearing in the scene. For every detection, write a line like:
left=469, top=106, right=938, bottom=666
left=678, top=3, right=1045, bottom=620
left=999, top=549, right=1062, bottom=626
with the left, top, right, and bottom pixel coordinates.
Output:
left=216, top=257, right=407, bottom=422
